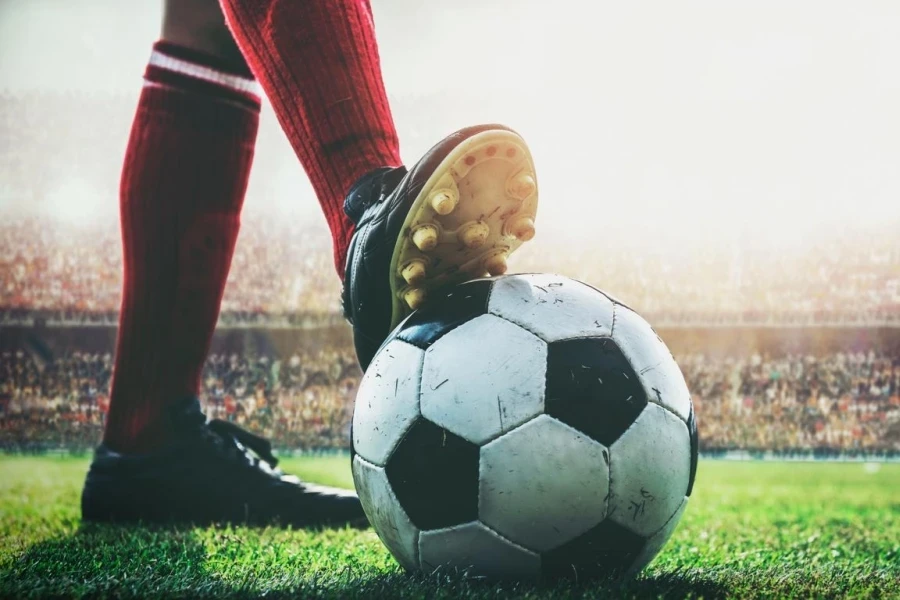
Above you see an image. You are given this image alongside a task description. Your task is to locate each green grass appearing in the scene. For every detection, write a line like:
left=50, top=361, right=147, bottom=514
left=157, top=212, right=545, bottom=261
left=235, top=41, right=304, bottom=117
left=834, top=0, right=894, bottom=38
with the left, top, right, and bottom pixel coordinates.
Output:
left=0, top=456, right=897, bottom=599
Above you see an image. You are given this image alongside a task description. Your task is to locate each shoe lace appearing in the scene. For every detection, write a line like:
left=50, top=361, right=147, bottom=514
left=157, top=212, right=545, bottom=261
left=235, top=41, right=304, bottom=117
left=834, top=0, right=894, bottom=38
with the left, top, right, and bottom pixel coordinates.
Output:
left=342, top=166, right=408, bottom=224
left=340, top=166, right=409, bottom=323
left=205, top=419, right=280, bottom=472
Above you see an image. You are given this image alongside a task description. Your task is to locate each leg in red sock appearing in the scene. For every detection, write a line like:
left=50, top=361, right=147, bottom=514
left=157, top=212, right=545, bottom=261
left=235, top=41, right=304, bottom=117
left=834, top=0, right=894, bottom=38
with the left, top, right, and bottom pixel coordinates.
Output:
left=221, top=0, right=540, bottom=370
left=84, top=0, right=366, bottom=527
left=220, top=0, right=402, bottom=273
left=103, top=33, right=260, bottom=454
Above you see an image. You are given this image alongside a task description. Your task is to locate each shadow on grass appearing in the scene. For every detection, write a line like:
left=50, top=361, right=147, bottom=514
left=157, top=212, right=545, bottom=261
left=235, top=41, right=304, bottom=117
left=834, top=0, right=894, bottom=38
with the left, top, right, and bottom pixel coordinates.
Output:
left=0, top=526, right=728, bottom=599
left=0, top=523, right=230, bottom=599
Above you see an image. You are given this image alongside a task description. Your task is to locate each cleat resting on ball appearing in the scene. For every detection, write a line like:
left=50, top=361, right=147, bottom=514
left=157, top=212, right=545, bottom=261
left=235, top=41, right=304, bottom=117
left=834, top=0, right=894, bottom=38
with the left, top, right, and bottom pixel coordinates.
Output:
left=342, top=125, right=539, bottom=370
left=350, top=274, right=699, bottom=581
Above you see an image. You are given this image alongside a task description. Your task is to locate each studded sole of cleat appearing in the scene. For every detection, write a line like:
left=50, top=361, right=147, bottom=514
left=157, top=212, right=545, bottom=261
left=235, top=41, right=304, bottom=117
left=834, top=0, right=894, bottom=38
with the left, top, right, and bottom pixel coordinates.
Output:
left=390, top=129, right=538, bottom=326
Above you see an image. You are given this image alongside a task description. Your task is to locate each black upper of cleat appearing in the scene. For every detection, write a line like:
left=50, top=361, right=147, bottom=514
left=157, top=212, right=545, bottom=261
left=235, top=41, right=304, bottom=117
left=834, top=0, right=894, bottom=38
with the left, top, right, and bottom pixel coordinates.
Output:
left=81, top=397, right=366, bottom=528
left=342, top=124, right=517, bottom=371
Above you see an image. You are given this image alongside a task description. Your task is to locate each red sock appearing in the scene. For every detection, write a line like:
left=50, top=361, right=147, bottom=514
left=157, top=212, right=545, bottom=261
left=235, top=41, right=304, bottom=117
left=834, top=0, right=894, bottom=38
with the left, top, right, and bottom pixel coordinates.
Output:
left=220, top=0, right=402, bottom=274
left=103, top=42, right=260, bottom=454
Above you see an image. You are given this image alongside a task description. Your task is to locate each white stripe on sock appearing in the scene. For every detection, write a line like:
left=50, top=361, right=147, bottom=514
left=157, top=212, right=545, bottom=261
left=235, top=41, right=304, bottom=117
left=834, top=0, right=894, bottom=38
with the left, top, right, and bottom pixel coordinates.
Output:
left=149, top=50, right=261, bottom=97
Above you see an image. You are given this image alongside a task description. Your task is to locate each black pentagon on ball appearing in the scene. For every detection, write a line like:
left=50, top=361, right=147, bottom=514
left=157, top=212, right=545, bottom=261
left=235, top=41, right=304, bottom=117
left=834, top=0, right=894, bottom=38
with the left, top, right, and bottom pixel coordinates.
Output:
left=385, top=417, right=480, bottom=530
left=544, top=337, right=648, bottom=446
left=687, top=402, right=699, bottom=497
left=541, top=519, right=646, bottom=580
left=394, top=279, right=493, bottom=349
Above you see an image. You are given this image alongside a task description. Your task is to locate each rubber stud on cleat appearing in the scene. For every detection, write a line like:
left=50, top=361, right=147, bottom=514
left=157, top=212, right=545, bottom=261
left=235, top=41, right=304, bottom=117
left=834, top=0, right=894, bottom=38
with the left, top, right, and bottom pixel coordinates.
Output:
left=400, top=260, right=427, bottom=285
left=403, top=288, right=427, bottom=310
left=484, top=251, right=508, bottom=276
left=430, top=189, right=458, bottom=215
left=509, top=172, right=536, bottom=200
left=508, top=216, right=536, bottom=241
left=459, top=221, right=490, bottom=249
left=411, top=224, right=439, bottom=252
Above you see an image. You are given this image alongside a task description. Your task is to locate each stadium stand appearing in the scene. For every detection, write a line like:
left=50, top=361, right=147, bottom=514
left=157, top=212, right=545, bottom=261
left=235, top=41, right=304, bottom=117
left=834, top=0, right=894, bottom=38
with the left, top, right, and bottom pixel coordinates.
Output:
left=2, top=215, right=898, bottom=327
left=1, top=91, right=899, bottom=455
left=2, top=341, right=897, bottom=454
left=2, top=91, right=899, bottom=327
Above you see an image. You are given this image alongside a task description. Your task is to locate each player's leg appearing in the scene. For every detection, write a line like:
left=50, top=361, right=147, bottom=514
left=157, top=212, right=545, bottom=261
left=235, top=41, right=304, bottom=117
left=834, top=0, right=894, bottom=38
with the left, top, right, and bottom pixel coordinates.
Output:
left=82, top=0, right=363, bottom=528
left=220, top=0, right=539, bottom=369
left=101, top=0, right=257, bottom=457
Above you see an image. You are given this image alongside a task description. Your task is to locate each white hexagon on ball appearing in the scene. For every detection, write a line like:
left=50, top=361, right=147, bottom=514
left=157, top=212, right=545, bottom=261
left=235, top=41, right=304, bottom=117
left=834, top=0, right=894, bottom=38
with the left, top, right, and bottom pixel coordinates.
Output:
left=352, top=339, right=423, bottom=466
left=420, top=314, right=547, bottom=445
left=419, top=522, right=540, bottom=580
left=487, top=274, right=616, bottom=342
left=608, top=403, right=691, bottom=537
left=612, top=306, right=691, bottom=422
left=479, top=415, right=610, bottom=552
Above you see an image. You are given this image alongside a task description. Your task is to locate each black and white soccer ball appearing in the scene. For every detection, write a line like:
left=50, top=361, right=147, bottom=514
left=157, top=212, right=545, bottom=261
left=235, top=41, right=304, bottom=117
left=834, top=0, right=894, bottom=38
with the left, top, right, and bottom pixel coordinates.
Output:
left=351, top=274, right=698, bottom=581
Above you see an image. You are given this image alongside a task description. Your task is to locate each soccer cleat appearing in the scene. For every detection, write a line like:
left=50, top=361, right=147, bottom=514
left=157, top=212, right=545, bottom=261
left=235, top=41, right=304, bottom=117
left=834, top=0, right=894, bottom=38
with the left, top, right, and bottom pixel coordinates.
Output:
left=430, top=189, right=459, bottom=215
left=81, top=397, right=366, bottom=528
left=411, top=224, right=440, bottom=252
left=342, top=125, right=539, bottom=370
left=483, top=250, right=509, bottom=276
left=400, top=259, right=428, bottom=285
left=402, top=287, right=428, bottom=310
left=459, top=221, right=491, bottom=249
left=507, top=215, right=536, bottom=242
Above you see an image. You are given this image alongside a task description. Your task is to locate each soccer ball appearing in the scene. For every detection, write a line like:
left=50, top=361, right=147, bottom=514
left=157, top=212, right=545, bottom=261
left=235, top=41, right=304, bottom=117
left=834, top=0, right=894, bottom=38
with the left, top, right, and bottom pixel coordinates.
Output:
left=351, top=274, right=698, bottom=581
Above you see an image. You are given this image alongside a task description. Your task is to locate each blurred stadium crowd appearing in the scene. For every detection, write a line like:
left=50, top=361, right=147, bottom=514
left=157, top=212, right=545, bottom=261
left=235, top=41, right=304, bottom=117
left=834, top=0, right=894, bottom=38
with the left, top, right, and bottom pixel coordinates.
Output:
left=2, top=91, right=899, bottom=455
left=3, top=215, right=899, bottom=327
left=2, top=92, right=899, bottom=326
left=2, top=344, right=897, bottom=454
left=0, top=215, right=339, bottom=325
left=0, top=344, right=359, bottom=453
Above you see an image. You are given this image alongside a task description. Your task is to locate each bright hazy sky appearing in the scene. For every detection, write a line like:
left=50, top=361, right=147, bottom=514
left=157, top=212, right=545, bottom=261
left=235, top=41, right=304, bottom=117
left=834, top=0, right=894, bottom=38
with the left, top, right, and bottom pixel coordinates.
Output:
left=1, top=0, right=899, bottom=245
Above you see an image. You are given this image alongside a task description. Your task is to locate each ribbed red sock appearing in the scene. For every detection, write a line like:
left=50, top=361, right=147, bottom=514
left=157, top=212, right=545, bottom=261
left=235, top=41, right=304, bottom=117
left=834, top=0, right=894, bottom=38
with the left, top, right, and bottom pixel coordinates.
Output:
left=103, top=42, right=260, bottom=454
left=220, top=0, right=403, bottom=274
